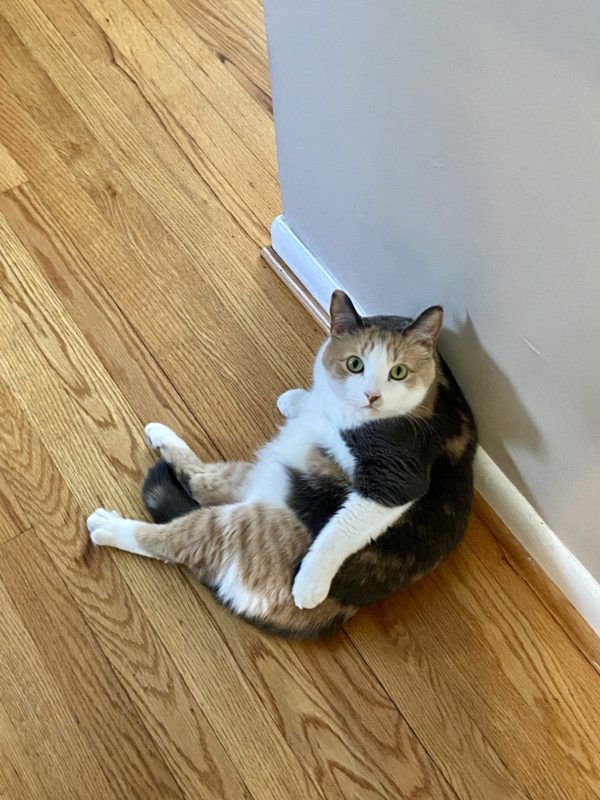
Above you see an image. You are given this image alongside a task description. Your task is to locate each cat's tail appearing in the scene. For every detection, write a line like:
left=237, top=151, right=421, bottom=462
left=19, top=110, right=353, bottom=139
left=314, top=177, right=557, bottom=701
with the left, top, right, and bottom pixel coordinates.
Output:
left=142, top=460, right=200, bottom=523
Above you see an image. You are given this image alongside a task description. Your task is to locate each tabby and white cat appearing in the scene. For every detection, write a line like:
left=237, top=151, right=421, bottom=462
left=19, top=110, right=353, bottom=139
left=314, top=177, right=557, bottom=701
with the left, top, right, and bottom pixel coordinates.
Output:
left=87, top=291, right=476, bottom=638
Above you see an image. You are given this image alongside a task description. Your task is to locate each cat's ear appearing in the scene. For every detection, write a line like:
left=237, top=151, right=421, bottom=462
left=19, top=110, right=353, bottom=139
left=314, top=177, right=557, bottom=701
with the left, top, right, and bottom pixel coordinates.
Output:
left=329, top=290, right=363, bottom=337
left=404, top=306, right=443, bottom=349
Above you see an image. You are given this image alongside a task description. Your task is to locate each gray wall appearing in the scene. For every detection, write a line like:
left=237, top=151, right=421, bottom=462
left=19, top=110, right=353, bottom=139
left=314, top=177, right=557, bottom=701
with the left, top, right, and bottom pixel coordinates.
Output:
left=264, top=1, right=600, bottom=579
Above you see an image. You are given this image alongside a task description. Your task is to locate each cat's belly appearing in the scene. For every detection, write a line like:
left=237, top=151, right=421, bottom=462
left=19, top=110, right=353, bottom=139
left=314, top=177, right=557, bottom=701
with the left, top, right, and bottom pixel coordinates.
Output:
left=241, top=415, right=353, bottom=507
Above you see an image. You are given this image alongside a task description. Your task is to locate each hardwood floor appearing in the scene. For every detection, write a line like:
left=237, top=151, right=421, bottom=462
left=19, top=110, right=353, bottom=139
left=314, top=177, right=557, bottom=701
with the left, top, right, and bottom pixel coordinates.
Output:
left=0, top=1, right=597, bottom=798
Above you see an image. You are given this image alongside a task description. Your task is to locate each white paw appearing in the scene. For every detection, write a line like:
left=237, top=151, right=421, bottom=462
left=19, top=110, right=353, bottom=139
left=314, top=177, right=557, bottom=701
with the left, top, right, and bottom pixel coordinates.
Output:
left=87, top=508, right=125, bottom=546
left=292, top=561, right=331, bottom=609
left=144, top=422, right=187, bottom=450
left=277, top=389, right=308, bottom=419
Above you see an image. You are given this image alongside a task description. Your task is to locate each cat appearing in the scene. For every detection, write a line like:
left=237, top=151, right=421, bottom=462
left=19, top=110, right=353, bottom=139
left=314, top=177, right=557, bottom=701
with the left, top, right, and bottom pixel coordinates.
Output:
left=87, top=290, right=477, bottom=639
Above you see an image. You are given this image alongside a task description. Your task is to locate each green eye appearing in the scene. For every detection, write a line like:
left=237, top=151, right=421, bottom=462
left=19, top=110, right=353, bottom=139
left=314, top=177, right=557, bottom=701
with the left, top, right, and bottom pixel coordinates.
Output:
left=389, top=364, right=408, bottom=381
left=346, top=355, right=364, bottom=373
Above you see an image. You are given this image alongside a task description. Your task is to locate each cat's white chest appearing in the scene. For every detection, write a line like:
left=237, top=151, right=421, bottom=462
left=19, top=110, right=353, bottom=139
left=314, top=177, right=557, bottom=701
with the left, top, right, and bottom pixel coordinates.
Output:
left=241, top=409, right=354, bottom=506
left=314, top=424, right=355, bottom=474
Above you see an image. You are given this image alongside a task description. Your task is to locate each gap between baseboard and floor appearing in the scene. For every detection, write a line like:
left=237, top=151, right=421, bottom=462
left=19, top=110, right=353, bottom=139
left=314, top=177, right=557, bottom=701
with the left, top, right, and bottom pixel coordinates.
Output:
left=262, top=214, right=600, bottom=657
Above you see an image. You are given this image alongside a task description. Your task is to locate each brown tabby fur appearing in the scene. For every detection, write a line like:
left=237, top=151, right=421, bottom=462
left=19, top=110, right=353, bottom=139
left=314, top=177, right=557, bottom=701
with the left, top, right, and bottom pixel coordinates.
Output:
left=136, top=448, right=357, bottom=637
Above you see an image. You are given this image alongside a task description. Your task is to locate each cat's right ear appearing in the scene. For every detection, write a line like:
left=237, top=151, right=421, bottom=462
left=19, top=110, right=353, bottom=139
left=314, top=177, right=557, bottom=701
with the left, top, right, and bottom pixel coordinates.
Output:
left=329, top=290, right=363, bottom=337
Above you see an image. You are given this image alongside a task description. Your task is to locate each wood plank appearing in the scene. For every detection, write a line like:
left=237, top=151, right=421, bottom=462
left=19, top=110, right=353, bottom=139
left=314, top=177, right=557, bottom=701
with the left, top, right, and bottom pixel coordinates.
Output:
left=0, top=36, right=321, bottom=454
left=0, top=530, right=190, bottom=800
left=0, top=376, right=259, bottom=800
left=0, top=699, right=48, bottom=800
left=0, top=90, right=275, bottom=456
left=0, top=220, right=260, bottom=799
left=3, top=0, right=276, bottom=249
left=170, top=0, right=271, bottom=101
left=106, top=0, right=275, bottom=175
left=0, top=182, right=221, bottom=463
left=78, top=0, right=274, bottom=246
left=0, top=480, right=30, bottom=543
left=120, top=558, right=458, bottom=800
left=0, top=576, right=119, bottom=800
left=0, top=217, right=323, bottom=799
left=458, top=522, right=600, bottom=794
left=473, top=493, right=600, bottom=670
left=0, top=141, right=27, bottom=192
left=346, top=521, right=600, bottom=800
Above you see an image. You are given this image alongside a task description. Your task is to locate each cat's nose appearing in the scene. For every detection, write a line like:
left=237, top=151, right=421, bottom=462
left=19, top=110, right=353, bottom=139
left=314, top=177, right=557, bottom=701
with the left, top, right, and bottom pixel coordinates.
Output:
left=364, top=391, right=381, bottom=405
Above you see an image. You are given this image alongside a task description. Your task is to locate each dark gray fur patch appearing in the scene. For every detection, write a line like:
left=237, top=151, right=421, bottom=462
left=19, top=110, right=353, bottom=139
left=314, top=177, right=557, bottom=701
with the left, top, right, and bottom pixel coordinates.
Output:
left=142, top=460, right=200, bottom=523
left=342, top=419, right=435, bottom=507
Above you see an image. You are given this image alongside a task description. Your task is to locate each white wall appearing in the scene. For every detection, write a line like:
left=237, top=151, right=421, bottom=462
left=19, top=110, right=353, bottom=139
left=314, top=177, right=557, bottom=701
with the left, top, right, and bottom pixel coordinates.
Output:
left=264, top=1, right=600, bottom=580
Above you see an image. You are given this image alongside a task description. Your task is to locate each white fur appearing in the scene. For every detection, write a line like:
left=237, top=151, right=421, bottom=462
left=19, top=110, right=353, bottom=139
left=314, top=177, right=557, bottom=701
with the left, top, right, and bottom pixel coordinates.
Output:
left=292, top=493, right=414, bottom=608
left=276, top=388, right=307, bottom=418
left=242, top=389, right=355, bottom=505
left=87, top=508, right=151, bottom=556
left=217, top=559, right=276, bottom=618
left=145, top=422, right=190, bottom=452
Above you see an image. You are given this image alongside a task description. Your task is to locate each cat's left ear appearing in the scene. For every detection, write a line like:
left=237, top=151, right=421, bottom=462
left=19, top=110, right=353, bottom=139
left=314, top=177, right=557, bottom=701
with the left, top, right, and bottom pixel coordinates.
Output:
left=329, top=290, right=363, bottom=336
left=404, top=306, right=443, bottom=349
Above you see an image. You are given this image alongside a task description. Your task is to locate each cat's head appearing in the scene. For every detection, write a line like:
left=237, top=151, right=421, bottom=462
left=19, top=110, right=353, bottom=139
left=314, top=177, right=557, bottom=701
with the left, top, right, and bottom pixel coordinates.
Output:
left=317, top=291, right=443, bottom=421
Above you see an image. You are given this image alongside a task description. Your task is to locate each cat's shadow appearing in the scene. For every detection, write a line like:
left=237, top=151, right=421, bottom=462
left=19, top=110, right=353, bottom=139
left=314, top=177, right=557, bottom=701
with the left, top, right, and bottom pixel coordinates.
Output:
left=440, top=314, right=544, bottom=509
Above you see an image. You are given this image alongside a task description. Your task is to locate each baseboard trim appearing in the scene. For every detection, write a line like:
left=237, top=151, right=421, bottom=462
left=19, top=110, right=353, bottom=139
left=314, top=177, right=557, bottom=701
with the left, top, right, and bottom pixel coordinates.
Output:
left=265, top=214, right=600, bottom=647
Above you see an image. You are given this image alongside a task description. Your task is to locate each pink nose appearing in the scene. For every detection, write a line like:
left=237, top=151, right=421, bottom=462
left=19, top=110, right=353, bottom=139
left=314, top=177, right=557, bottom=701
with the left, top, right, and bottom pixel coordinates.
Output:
left=364, top=391, right=381, bottom=405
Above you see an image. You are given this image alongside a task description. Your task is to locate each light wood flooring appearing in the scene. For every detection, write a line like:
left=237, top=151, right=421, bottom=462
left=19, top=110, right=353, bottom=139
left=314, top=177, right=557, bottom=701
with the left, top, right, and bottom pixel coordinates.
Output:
left=0, top=1, right=598, bottom=798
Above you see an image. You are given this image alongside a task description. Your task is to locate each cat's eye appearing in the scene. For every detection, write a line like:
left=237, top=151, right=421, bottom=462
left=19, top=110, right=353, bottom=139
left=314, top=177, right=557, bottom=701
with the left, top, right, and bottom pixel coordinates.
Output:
left=346, top=355, right=364, bottom=373
left=389, top=364, right=408, bottom=381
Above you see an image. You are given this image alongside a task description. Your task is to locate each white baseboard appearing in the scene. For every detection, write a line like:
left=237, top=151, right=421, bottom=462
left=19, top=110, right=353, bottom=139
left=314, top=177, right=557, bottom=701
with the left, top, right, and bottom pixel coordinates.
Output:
left=272, top=216, right=366, bottom=317
left=271, top=214, right=600, bottom=638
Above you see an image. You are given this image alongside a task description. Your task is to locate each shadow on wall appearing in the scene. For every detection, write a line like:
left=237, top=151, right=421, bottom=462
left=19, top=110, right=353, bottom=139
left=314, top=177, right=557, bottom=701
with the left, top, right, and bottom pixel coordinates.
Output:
left=441, top=314, right=545, bottom=509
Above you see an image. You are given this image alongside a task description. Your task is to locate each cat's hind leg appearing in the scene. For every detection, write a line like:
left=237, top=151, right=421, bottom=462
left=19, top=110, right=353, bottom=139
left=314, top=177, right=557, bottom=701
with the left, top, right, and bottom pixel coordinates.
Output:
left=87, top=502, right=306, bottom=593
left=144, top=422, right=252, bottom=505
left=87, top=509, right=154, bottom=556
left=87, top=502, right=357, bottom=638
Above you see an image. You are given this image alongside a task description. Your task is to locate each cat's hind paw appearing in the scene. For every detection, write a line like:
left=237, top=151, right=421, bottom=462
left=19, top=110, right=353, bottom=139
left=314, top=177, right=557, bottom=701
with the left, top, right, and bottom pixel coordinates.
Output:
left=87, top=508, right=126, bottom=547
left=144, top=422, right=187, bottom=451
left=86, top=508, right=144, bottom=556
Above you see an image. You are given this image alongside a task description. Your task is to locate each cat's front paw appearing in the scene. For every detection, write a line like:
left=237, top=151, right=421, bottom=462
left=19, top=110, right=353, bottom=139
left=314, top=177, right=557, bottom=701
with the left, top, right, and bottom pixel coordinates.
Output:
left=292, top=561, right=331, bottom=609
left=144, top=422, right=187, bottom=451
left=277, top=389, right=307, bottom=419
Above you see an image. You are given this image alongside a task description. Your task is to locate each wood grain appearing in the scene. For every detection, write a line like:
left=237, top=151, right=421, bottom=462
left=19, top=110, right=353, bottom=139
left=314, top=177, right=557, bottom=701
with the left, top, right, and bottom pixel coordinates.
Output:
left=0, top=531, right=188, bottom=800
left=346, top=519, right=600, bottom=800
left=0, top=381, right=250, bottom=800
left=0, top=479, right=30, bottom=543
left=0, top=576, right=120, bottom=800
left=0, top=1, right=598, bottom=799
left=186, top=577, right=458, bottom=800
left=0, top=234, right=317, bottom=799
left=473, top=493, right=600, bottom=670
left=0, top=141, right=26, bottom=192
left=0, top=21, right=320, bottom=453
